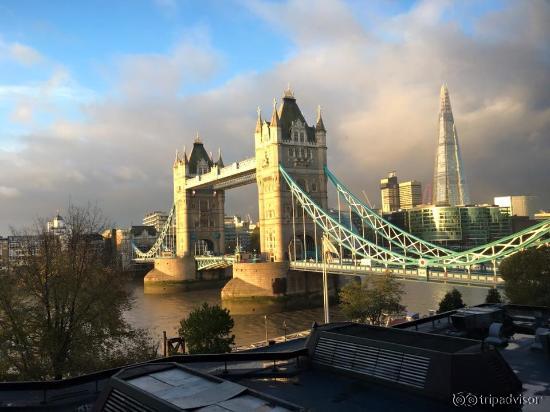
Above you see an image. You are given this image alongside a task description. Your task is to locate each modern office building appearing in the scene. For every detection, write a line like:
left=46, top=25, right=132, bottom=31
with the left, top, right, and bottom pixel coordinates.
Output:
left=432, top=85, right=470, bottom=206
left=534, top=211, right=550, bottom=221
left=143, top=211, right=169, bottom=232
left=399, top=180, right=422, bottom=210
left=389, top=205, right=512, bottom=250
left=380, top=171, right=400, bottom=213
left=494, top=195, right=535, bottom=218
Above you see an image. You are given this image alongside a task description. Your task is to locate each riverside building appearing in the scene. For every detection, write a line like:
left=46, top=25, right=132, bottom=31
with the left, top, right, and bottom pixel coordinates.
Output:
left=384, top=205, right=511, bottom=251
left=380, top=171, right=400, bottom=213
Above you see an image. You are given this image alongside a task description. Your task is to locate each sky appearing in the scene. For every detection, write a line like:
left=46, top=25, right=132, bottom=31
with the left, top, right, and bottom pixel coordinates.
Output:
left=0, top=0, right=549, bottom=233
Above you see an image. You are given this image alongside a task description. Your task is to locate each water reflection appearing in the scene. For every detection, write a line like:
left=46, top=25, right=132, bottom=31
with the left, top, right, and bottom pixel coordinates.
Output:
left=124, top=279, right=488, bottom=347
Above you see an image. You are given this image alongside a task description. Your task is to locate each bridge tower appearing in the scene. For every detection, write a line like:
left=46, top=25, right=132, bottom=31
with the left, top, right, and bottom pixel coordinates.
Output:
left=173, top=135, right=225, bottom=257
left=255, top=87, right=328, bottom=262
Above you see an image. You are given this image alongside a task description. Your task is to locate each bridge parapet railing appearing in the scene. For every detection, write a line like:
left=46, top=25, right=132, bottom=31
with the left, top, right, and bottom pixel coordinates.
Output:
left=289, top=261, right=502, bottom=284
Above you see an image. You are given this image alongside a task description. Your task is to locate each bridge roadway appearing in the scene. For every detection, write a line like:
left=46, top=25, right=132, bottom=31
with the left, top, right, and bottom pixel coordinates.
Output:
left=289, top=261, right=502, bottom=287
left=194, top=256, right=502, bottom=286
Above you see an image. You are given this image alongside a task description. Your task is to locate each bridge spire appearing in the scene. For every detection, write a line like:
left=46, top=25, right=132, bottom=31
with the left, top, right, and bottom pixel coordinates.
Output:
left=255, top=106, right=262, bottom=133
left=284, top=83, right=294, bottom=99
left=216, top=147, right=224, bottom=168
left=316, top=105, right=326, bottom=132
left=183, top=145, right=188, bottom=163
left=270, top=98, right=279, bottom=127
left=173, top=148, right=180, bottom=167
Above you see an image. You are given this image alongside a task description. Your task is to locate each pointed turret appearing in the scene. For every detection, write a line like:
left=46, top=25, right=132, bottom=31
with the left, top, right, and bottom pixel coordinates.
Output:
left=270, top=98, right=280, bottom=127
left=173, top=149, right=180, bottom=167
left=216, top=148, right=224, bottom=168
left=315, top=105, right=326, bottom=132
left=255, top=106, right=262, bottom=133
left=283, top=83, right=294, bottom=99
left=183, top=146, right=188, bottom=163
left=188, top=136, right=213, bottom=175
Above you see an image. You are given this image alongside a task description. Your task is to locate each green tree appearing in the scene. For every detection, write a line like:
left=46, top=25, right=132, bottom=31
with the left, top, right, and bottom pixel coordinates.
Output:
left=179, top=303, right=235, bottom=354
left=499, top=246, right=550, bottom=306
left=437, top=288, right=465, bottom=313
left=339, top=272, right=405, bottom=325
left=0, top=205, right=157, bottom=381
left=485, top=287, right=503, bottom=304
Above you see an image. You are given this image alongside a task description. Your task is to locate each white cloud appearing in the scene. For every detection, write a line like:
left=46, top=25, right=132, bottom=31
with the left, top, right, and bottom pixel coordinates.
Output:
left=9, top=42, right=43, bottom=66
left=0, top=186, right=20, bottom=198
left=115, top=27, right=224, bottom=98
left=0, top=37, right=44, bottom=66
left=9, top=102, right=33, bottom=123
left=0, top=0, right=549, bottom=232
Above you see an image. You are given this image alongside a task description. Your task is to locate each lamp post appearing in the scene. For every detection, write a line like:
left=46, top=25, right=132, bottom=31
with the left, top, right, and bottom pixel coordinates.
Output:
left=322, top=249, right=329, bottom=324
left=321, top=233, right=338, bottom=324
left=264, top=315, right=268, bottom=345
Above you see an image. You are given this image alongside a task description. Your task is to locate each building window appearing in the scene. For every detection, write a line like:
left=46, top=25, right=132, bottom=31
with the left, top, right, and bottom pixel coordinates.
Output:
left=197, top=159, right=209, bottom=175
left=300, top=132, right=304, bottom=142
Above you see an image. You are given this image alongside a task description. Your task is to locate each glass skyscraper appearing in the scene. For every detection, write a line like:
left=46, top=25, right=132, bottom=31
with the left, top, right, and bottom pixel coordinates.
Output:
left=432, top=85, right=470, bottom=206
left=404, top=205, right=511, bottom=251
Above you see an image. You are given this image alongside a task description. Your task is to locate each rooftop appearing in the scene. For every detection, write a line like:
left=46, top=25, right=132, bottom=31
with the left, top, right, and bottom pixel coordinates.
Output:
left=1, top=304, right=548, bottom=411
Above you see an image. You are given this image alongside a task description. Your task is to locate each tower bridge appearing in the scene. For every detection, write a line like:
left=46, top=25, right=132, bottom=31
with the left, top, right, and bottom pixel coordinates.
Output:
left=133, top=87, right=550, bottom=289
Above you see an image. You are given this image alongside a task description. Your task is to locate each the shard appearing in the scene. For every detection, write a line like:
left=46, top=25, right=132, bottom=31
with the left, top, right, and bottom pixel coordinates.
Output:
left=432, top=85, right=470, bottom=206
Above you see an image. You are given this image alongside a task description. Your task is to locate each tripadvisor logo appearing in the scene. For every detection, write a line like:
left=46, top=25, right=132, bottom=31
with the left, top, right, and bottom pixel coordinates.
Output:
left=452, top=392, right=543, bottom=407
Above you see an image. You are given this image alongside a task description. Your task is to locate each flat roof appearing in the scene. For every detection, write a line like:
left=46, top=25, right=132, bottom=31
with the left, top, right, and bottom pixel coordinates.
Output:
left=239, top=369, right=460, bottom=412
left=112, top=363, right=300, bottom=411
left=327, top=324, right=480, bottom=353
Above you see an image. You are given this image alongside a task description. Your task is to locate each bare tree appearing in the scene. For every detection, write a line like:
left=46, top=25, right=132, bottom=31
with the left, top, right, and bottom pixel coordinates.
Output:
left=0, top=204, right=157, bottom=381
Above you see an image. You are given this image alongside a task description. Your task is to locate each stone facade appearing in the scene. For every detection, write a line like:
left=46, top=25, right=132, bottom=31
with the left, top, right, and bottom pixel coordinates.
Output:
left=173, top=137, right=225, bottom=257
left=221, top=261, right=333, bottom=300
left=255, top=88, right=328, bottom=262
left=150, top=89, right=329, bottom=287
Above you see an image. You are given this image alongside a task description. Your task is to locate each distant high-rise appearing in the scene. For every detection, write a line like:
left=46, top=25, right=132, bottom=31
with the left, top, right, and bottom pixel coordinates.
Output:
left=380, top=171, right=400, bottom=213
left=143, top=211, right=169, bottom=232
left=494, top=195, right=535, bottom=218
left=399, top=180, right=422, bottom=210
left=432, top=85, right=470, bottom=206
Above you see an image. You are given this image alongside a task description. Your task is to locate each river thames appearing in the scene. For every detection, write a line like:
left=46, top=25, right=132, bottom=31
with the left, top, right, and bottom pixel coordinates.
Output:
left=124, top=279, right=489, bottom=347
